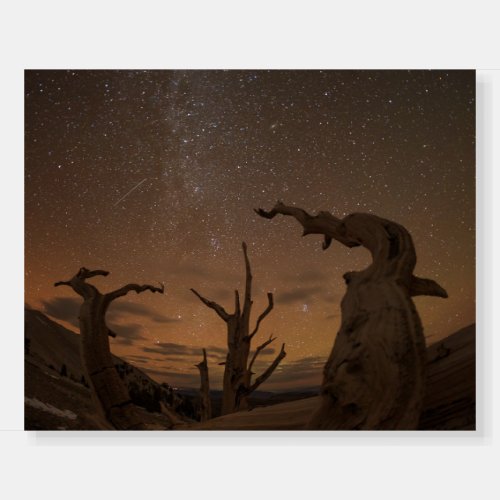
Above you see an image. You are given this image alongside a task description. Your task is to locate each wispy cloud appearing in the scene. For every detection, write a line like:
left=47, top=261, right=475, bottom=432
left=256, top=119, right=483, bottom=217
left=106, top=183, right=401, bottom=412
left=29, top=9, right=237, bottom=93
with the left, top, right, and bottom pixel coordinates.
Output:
left=283, top=269, right=328, bottom=283
left=42, top=296, right=181, bottom=327
left=276, top=286, right=324, bottom=305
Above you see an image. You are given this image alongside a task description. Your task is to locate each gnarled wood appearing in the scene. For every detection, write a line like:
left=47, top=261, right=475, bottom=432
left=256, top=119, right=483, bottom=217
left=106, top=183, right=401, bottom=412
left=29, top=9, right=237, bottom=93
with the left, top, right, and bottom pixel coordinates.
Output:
left=54, top=267, right=166, bottom=430
left=195, top=348, right=211, bottom=422
left=191, top=242, right=286, bottom=415
left=256, top=201, right=447, bottom=430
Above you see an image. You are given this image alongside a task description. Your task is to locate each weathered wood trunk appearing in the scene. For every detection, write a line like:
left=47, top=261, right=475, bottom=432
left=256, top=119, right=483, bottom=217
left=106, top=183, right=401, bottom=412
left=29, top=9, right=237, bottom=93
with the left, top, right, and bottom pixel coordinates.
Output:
left=55, top=267, right=166, bottom=430
left=256, top=202, right=447, bottom=430
left=196, top=348, right=212, bottom=422
left=191, top=242, right=286, bottom=415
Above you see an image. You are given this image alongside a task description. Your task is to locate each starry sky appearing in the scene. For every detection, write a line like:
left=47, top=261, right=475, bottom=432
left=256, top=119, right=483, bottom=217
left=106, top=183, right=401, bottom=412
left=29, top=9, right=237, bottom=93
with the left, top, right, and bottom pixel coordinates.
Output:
left=25, top=70, right=475, bottom=391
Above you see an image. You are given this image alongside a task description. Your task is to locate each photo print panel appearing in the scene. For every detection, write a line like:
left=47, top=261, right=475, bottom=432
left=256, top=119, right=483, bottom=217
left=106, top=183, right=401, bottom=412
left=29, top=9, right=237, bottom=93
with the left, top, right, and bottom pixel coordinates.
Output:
left=25, top=70, right=475, bottom=430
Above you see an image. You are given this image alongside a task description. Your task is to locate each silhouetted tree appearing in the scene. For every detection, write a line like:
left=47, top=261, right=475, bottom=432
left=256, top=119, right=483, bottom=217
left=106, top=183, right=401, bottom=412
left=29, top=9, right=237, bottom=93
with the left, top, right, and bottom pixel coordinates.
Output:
left=54, top=267, right=167, bottom=429
left=256, top=201, right=447, bottom=430
left=195, top=348, right=211, bottom=422
left=191, top=242, right=286, bottom=415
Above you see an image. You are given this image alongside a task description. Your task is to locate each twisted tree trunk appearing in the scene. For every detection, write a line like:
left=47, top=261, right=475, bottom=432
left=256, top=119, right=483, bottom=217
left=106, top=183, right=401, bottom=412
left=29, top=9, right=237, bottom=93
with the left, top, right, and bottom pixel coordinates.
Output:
left=256, top=202, right=447, bottom=430
left=191, top=242, right=286, bottom=415
left=195, top=348, right=211, bottom=422
left=54, top=267, right=165, bottom=430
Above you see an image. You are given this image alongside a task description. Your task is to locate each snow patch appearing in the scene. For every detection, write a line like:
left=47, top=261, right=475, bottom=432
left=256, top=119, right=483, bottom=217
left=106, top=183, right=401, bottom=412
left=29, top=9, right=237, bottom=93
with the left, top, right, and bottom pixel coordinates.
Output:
left=25, top=397, right=77, bottom=420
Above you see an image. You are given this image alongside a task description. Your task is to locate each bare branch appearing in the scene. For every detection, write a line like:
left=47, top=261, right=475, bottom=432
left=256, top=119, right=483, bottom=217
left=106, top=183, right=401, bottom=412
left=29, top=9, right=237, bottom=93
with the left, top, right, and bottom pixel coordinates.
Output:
left=106, top=283, right=164, bottom=303
left=195, top=348, right=208, bottom=368
left=55, top=268, right=110, bottom=297
left=410, top=276, right=448, bottom=298
left=248, top=343, right=286, bottom=394
left=190, top=288, right=231, bottom=321
left=255, top=201, right=360, bottom=249
left=249, top=292, right=274, bottom=339
left=234, top=290, right=241, bottom=317
left=242, top=241, right=253, bottom=316
left=254, top=201, right=311, bottom=224
left=77, top=268, right=110, bottom=280
left=54, top=280, right=72, bottom=288
left=248, top=334, right=276, bottom=373
left=195, top=348, right=211, bottom=422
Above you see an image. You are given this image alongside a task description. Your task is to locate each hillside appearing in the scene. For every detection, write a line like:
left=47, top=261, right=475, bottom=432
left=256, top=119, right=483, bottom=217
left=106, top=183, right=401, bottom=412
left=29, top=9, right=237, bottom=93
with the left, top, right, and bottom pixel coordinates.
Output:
left=25, top=306, right=475, bottom=431
left=195, top=324, right=476, bottom=430
left=24, top=307, right=197, bottom=430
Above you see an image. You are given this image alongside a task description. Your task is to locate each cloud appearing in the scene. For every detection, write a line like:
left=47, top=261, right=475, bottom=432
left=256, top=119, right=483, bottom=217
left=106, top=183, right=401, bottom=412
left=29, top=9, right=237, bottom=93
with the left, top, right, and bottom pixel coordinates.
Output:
left=142, top=342, right=277, bottom=364
left=143, top=343, right=227, bottom=363
left=124, top=355, right=156, bottom=364
left=275, top=286, right=324, bottom=305
left=42, top=297, right=81, bottom=328
left=42, top=295, right=181, bottom=331
left=258, top=355, right=327, bottom=387
left=140, top=368, right=201, bottom=387
left=108, top=300, right=180, bottom=324
left=324, top=313, right=340, bottom=320
left=110, top=323, right=146, bottom=345
left=251, top=347, right=275, bottom=356
left=169, top=262, right=213, bottom=278
left=283, top=269, right=328, bottom=283
left=129, top=346, right=326, bottom=391
left=141, top=354, right=327, bottom=390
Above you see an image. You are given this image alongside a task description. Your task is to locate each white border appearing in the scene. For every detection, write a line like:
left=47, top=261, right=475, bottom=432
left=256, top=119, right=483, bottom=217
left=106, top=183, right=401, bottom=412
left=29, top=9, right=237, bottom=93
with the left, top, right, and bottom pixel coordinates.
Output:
left=1, top=2, right=499, bottom=499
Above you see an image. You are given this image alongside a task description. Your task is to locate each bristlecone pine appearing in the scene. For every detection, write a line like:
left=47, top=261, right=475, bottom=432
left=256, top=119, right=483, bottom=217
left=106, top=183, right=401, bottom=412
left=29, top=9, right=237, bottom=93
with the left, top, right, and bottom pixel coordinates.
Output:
left=195, top=348, right=211, bottom=422
left=54, top=267, right=166, bottom=430
left=191, top=242, right=286, bottom=415
left=256, top=202, right=448, bottom=430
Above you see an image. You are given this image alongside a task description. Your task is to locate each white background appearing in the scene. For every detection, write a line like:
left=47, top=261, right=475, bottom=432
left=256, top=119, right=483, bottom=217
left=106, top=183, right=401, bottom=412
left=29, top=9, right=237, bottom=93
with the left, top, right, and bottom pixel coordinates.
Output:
left=1, top=1, right=498, bottom=499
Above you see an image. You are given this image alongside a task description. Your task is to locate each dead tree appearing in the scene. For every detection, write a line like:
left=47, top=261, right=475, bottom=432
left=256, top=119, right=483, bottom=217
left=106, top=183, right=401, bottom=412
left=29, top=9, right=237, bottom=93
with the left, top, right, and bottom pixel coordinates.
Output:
left=54, top=267, right=165, bottom=430
left=256, top=201, right=447, bottom=430
left=191, top=242, right=286, bottom=415
left=195, top=348, right=211, bottom=422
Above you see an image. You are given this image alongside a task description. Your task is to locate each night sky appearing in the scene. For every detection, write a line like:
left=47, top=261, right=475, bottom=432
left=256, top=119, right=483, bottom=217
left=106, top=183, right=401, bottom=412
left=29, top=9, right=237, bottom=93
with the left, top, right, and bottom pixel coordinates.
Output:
left=25, top=70, right=475, bottom=391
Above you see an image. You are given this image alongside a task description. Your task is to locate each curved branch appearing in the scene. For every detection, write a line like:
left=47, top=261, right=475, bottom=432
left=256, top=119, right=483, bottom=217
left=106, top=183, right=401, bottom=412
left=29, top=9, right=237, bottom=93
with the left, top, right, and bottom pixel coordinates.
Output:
left=254, top=200, right=311, bottom=224
left=410, top=276, right=448, bottom=298
left=77, top=268, right=110, bottom=280
left=249, top=292, right=274, bottom=339
left=256, top=202, right=447, bottom=297
left=106, top=283, right=164, bottom=303
left=247, top=343, right=286, bottom=394
left=255, top=201, right=360, bottom=249
left=54, top=280, right=72, bottom=288
left=190, top=288, right=231, bottom=321
left=54, top=269, right=102, bottom=298
left=248, top=334, right=276, bottom=373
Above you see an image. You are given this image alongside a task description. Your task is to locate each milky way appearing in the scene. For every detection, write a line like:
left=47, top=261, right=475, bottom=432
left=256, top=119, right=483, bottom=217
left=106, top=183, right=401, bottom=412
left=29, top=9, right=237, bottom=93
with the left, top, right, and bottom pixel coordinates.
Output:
left=25, top=70, right=475, bottom=389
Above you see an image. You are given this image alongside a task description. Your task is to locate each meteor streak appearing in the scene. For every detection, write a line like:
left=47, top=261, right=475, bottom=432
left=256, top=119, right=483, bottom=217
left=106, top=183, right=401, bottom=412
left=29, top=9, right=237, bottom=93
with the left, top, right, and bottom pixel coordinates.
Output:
left=113, top=178, right=148, bottom=206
